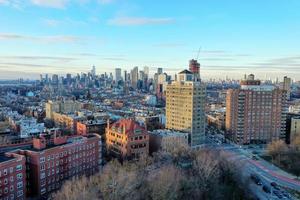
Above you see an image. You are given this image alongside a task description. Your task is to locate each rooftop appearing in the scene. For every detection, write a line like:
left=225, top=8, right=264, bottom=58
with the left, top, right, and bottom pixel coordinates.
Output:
left=0, top=153, right=14, bottom=163
left=150, top=129, right=188, bottom=137
left=178, top=69, right=193, bottom=74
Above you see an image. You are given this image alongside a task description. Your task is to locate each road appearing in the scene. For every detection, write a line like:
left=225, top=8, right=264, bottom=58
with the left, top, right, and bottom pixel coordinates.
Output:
left=206, top=131, right=300, bottom=200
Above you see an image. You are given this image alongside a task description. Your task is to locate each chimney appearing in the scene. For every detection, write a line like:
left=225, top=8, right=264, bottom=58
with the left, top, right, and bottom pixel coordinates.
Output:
left=33, top=136, right=46, bottom=150
left=53, top=131, right=67, bottom=145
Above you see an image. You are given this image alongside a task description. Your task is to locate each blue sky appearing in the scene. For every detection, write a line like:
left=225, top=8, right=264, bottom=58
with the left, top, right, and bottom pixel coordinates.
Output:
left=0, top=0, right=300, bottom=80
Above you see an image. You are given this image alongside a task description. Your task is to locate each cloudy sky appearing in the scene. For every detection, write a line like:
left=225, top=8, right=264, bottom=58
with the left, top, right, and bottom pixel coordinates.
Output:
left=0, top=0, right=300, bottom=80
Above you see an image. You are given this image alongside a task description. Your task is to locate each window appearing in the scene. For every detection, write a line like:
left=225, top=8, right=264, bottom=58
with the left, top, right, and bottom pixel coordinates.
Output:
left=16, top=165, right=22, bottom=171
left=9, top=167, right=13, bottom=174
left=40, top=157, right=45, bottom=163
left=17, top=190, right=23, bottom=197
left=17, top=173, right=22, bottom=180
left=41, top=188, right=46, bottom=194
left=4, top=169, right=7, bottom=175
left=17, top=182, right=23, bottom=189
left=9, top=176, right=13, bottom=182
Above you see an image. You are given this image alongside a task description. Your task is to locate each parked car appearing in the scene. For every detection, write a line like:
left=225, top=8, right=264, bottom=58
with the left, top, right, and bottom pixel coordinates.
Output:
left=250, top=174, right=262, bottom=185
left=262, top=185, right=271, bottom=193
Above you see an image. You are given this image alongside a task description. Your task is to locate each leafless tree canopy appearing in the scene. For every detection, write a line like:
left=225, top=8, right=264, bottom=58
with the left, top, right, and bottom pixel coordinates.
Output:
left=53, top=147, right=249, bottom=200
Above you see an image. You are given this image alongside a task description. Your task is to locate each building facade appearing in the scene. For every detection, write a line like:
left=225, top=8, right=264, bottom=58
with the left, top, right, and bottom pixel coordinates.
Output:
left=290, top=117, right=300, bottom=142
left=106, top=119, right=149, bottom=160
left=149, top=129, right=189, bottom=154
left=226, top=74, right=288, bottom=144
left=0, top=152, right=26, bottom=200
left=18, top=134, right=101, bottom=198
left=45, top=100, right=81, bottom=119
left=166, top=69, right=206, bottom=147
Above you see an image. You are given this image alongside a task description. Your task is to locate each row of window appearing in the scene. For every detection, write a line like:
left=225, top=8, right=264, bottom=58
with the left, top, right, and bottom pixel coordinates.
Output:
left=40, top=142, right=97, bottom=163
left=0, top=165, right=22, bottom=178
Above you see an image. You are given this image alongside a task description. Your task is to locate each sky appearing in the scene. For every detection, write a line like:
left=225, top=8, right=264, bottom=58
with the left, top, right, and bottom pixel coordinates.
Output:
left=0, top=0, right=300, bottom=80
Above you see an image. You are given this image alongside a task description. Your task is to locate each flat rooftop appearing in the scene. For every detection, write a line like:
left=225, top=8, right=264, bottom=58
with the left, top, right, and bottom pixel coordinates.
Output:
left=0, top=153, right=14, bottom=163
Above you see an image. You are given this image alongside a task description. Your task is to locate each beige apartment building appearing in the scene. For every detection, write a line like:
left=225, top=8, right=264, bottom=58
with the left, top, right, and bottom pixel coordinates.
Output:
left=45, top=100, right=81, bottom=119
left=290, top=117, right=300, bottom=141
left=166, top=69, right=206, bottom=147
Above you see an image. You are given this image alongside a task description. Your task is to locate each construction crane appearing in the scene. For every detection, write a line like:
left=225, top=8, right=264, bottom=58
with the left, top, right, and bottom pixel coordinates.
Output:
left=196, top=47, right=202, bottom=60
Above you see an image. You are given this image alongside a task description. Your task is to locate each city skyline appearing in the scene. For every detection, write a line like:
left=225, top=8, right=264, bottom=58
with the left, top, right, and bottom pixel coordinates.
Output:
left=1, top=0, right=300, bottom=80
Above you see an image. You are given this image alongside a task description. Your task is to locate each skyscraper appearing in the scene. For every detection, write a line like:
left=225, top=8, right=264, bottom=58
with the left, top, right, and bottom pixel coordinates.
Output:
left=131, top=66, right=139, bottom=89
left=144, top=66, right=149, bottom=77
left=166, top=69, right=206, bottom=147
left=283, top=76, right=291, bottom=100
left=115, top=68, right=122, bottom=82
left=189, top=59, right=200, bottom=81
left=226, top=74, right=288, bottom=144
left=91, top=65, right=96, bottom=77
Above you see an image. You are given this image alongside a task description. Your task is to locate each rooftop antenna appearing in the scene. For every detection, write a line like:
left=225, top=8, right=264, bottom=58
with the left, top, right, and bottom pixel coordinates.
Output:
left=196, top=47, right=202, bottom=60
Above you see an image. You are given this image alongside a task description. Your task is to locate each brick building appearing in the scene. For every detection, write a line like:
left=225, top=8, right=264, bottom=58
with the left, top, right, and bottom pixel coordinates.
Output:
left=0, top=152, right=26, bottom=200
left=76, top=120, right=106, bottom=136
left=106, top=119, right=149, bottom=160
left=17, top=133, right=102, bottom=198
left=226, top=74, right=288, bottom=144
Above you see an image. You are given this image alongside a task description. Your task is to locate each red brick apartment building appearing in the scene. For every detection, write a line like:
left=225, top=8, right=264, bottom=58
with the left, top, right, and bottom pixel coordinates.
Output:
left=226, top=74, right=288, bottom=144
left=76, top=120, right=106, bottom=136
left=0, top=152, right=26, bottom=200
left=106, top=119, right=149, bottom=160
left=15, top=133, right=102, bottom=199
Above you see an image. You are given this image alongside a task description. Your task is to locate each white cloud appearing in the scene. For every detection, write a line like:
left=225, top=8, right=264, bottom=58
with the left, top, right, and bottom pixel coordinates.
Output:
left=0, top=0, right=22, bottom=9
left=42, top=18, right=87, bottom=27
left=108, top=17, right=175, bottom=26
left=0, top=0, right=8, bottom=4
left=30, top=0, right=69, bottom=8
left=0, top=33, right=82, bottom=43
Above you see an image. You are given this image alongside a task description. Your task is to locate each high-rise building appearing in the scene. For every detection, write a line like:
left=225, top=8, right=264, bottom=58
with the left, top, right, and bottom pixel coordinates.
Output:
left=91, top=65, right=96, bottom=77
left=115, top=68, right=122, bottom=82
left=52, top=74, right=59, bottom=85
left=157, top=68, right=163, bottom=74
left=130, top=66, right=139, bottom=89
left=124, top=70, right=127, bottom=82
left=166, top=69, right=206, bottom=147
left=105, top=119, right=149, bottom=160
left=153, top=68, right=163, bottom=94
left=144, top=66, right=149, bottom=77
left=226, top=74, right=288, bottom=144
left=283, top=76, right=291, bottom=100
left=189, top=59, right=200, bottom=81
left=290, top=117, right=300, bottom=142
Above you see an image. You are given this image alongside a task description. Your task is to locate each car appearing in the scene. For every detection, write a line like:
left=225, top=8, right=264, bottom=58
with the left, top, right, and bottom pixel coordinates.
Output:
left=262, top=185, right=271, bottom=193
left=250, top=174, right=262, bottom=185
left=270, top=182, right=280, bottom=190
left=281, top=191, right=291, bottom=198
left=252, top=155, right=259, bottom=160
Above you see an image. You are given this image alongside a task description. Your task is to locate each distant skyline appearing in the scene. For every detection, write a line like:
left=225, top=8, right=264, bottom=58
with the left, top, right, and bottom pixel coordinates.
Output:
left=0, top=0, right=300, bottom=80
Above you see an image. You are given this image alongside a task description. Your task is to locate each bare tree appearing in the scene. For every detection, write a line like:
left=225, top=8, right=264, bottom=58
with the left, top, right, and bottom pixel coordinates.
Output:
left=266, top=140, right=288, bottom=164
left=53, top=176, right=99, bottom=200
left=147, top=165, right=183, bottom=200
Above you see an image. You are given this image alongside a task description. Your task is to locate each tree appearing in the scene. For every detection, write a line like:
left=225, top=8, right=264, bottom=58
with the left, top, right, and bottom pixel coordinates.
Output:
left=53, top=176, right=99, bottom=200
left=291, top=135, right=300, bottom=151
left=266, top=140, right=288, bottom=164
left=147, top=165, right=184, bottom=200
left=191, top=149, right=221, bottom=199
left=97, top=160, right=145, bottom=200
